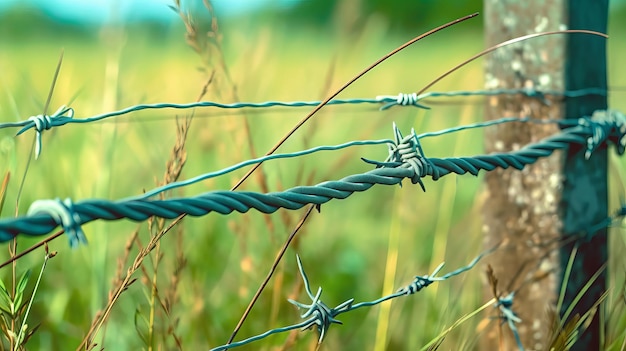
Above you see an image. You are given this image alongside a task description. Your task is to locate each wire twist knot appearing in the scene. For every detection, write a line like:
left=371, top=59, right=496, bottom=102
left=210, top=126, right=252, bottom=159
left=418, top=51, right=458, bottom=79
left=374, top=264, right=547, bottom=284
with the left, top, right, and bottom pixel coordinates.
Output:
left=395, top=93, right=418, bottom=106
left=27, top=197, right=86, bottom=247
left=377, top=93, right=430, bottom=110
left=397, top=262, right=445, bottom=295
left=18, top=106, right=74, bottom=159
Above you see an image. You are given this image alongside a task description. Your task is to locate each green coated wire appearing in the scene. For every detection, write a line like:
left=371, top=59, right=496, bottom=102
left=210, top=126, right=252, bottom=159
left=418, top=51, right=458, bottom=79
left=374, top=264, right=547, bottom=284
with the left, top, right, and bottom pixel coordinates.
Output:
left=209, top=251, right=489, bottom=351
left=131, top=138, right=394, bottom=200
left=0, top=111, right=622, bottom=245
left=0, top=87, right=607, bottom=158
left=136, top=116, right=563, bottom=201
left=141, top=116, right=566, bottom=201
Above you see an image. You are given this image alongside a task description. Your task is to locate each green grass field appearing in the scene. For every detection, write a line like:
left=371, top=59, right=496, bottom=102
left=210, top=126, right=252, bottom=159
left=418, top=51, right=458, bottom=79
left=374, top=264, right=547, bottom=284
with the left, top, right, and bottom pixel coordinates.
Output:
left=0, top=6, right=625, bottom=350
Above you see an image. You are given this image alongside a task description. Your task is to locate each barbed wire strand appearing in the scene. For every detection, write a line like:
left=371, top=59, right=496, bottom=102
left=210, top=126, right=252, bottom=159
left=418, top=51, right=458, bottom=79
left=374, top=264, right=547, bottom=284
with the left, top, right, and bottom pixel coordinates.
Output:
left=1, top=87, right=605, bottom=131
left=0, top=113, right=595, bottom=265
left=209, top=250, right=489, bottom=351
left=0, top=110, right=622, bottom=247
left=0, top=88, right=607, bottom=160
left=134, top=115, right=568, bottom=201
left=1, top=29, right=607, bottom=164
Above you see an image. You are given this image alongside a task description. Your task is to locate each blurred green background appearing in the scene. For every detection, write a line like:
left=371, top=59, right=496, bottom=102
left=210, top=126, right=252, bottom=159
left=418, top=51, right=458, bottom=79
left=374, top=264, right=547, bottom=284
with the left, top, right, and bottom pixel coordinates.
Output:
left=0, top=1, right=625, bottom=350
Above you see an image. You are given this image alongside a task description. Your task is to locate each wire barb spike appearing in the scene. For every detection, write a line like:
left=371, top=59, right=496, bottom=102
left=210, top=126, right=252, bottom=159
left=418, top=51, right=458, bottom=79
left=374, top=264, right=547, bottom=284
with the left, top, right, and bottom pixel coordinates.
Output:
left=287, top=254, right=352, bottom=344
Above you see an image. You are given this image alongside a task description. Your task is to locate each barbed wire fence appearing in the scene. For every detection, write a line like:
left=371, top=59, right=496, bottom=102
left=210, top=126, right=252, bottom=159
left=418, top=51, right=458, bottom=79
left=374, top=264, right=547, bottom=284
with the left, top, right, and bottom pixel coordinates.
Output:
left=0, top=87, right=625, bottom=350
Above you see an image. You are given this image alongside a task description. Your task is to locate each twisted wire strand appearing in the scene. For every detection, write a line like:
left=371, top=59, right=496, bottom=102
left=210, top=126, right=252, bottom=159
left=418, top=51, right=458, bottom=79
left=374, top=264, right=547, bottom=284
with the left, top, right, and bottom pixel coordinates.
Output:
left=210, top=252, right=488, bottom=351
left=0, top=111, right=623, bottom=246
left=132, top=138, right=394, bottom=201
left=0, top=88, right=606, bottom=158
left=138, top=115, right=566, bottom=201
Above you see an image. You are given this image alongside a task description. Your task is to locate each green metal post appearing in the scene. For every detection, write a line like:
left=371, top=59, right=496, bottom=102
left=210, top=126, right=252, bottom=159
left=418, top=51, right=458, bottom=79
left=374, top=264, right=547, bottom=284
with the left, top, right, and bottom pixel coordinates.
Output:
left=560, top=1, right=608, bottom=350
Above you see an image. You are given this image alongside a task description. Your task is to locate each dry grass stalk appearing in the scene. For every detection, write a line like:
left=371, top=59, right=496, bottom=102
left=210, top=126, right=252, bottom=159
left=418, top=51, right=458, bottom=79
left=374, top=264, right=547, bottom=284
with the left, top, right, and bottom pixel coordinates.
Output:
left=1, top=52, right=64, bottom=350
left=79, top=63, right=198, bottom=351
left=74, top=6, right=231, bottom=347
left=224, top=14, right=483, bottom=347
left=178, top=0, right=276, bottom=233
left=485, top=265, right=505, bottom=351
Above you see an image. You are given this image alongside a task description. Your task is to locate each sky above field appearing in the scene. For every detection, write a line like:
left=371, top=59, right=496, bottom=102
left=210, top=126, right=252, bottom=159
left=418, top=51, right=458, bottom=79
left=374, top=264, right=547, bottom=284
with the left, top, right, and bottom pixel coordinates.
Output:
left=0, top=0, right=300, bottom=23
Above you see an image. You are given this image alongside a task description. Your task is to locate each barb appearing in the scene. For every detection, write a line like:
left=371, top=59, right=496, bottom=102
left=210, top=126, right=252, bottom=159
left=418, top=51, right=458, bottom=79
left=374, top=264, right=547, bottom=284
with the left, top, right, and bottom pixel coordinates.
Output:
left=494, top=293, right=524, bottom=351
left=210, top=251, right=488, bottom=350
left=376, top=92, right=430, bottom=110
left=0, top=112, right=623, bottom=244
left=0, top=88, right=607, bottom=158
left=22, top=106, right=74, bottom=159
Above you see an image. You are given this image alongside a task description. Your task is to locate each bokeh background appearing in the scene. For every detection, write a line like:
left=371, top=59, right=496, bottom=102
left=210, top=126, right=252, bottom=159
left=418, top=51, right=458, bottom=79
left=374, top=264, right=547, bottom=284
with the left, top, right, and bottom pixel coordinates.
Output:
left=0, top=1, right=625, bottom=350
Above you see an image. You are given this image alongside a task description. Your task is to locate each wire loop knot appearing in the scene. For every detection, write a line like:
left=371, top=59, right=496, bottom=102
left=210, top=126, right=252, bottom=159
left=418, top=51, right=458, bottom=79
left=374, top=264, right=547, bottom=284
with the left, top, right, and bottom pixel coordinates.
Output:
left=27, top=197, right=87, bottom=248
left=18, top=105, right=74, bottom=159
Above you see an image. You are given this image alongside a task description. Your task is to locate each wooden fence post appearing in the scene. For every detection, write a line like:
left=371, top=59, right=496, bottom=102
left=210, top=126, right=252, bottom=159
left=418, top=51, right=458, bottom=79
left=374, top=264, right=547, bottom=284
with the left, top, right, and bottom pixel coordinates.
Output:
left=482, top=1, right=608, bottom=350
